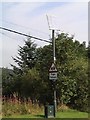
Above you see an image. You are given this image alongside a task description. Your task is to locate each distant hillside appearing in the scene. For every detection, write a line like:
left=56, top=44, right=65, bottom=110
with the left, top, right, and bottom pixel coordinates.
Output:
left=0, top=67, right=13, bottom=73
left=0, top=68, right=2, bottom=74
left=0, top=68, right=2, bottom=84
left=0, top=67, right=13, bottom=82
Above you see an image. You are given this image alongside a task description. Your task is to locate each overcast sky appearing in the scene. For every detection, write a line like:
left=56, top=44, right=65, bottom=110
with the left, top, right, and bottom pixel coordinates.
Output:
left=0, top=1, right=88, bottom=68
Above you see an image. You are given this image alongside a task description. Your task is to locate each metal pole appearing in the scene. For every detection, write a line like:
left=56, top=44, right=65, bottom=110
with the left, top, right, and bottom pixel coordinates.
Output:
left=52, top=30, right=56, bottom=63
left=52, top=30, right=57, bottom=114
left=54, top=89, right=57, bottom=113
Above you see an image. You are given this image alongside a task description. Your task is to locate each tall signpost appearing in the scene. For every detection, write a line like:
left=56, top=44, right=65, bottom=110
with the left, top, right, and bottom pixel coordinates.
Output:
left=46, top=15, right=57, bottom=117
left=49, top=29, right=57, bottom=117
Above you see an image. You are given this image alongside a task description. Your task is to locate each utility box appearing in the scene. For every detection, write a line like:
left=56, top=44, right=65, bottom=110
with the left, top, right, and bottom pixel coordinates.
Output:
left=44, top=105, right=55, bottom=118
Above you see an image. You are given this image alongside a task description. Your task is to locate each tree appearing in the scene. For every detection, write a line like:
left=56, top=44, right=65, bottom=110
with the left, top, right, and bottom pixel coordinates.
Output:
left=2, top=68, right=15, bottom=97
left=35, top=33, right=88, bottom=111
left=10, top=37, right=42, bottom=102
left=35, top=45, right=54, bottom=104
left=12, top=37, right=37, bottom=73
left=20, top=67, right=41, bottom=103
left=8, top=33, right=88, bottom=112
left=55, top=33, right=88, bottom=111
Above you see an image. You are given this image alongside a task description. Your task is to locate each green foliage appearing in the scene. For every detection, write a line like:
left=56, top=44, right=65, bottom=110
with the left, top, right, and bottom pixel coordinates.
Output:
left=2, top=68, right=15, bottom=96
left=20, top=68, right=41, bottom=99
left=2, top=33, right=88, bottom=112
left=12, top=37, right=37, bottom=71
left=53, top=33, right=88, bottom=111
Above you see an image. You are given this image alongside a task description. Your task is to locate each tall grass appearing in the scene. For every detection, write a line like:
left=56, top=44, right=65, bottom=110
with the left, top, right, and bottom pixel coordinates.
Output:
left=2, top=96, right=88, bottom=118
left=2, top=97, right=44, bottom=117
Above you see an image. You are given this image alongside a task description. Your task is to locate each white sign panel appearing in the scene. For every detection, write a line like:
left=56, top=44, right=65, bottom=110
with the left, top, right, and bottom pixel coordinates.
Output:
left=49, top=72, right=57, bottom=80
left=49, top=63, right=57, bottom=72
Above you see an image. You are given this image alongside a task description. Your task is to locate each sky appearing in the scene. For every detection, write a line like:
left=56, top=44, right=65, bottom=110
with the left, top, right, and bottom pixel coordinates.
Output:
left=0, top=1, right=88, bottom=68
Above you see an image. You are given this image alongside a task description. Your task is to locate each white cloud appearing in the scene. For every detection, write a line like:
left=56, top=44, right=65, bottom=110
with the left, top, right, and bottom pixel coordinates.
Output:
left=46, top=2, right=88, bottom=44
left=3, top=2, right=45, bottom=23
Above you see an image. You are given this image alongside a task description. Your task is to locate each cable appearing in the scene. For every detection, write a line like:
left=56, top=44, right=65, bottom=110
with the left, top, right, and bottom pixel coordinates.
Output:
left=0, top=19, right=49, bottom=35
left=0, top=32, right=53, bottom=53
left=0, top=27, right=52, bottom=43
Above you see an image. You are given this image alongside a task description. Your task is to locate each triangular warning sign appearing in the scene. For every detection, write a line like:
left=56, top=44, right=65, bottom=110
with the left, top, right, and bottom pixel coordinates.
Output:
left=49, top=63, right=57, bottom=72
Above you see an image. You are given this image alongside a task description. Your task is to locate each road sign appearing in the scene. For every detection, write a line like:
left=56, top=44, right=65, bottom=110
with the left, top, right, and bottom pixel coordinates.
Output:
left=49, top=72, right=57, bottom=80
left=49, top=63, right=57, bottom=72
left=49, top=63, right=57, bottom=80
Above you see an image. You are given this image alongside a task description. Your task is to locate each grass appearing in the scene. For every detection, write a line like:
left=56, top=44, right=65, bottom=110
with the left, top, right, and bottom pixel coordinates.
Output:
left=2, top=98, right=88, bottom=119
left=56, top=110, right=88, bottom=118
left=3, top=109, right=88, bottom=118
